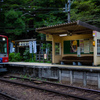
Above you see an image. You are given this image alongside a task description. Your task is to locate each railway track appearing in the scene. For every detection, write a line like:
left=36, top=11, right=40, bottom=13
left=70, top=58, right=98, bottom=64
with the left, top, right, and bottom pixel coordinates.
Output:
left=0, top=75, right=100, bottom=100
left=0, top=91, right=17, bottom=100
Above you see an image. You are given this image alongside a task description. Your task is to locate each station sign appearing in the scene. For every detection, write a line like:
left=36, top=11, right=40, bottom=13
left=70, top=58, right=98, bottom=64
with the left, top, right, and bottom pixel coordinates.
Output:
left=46, top=34, right=52, bottom=41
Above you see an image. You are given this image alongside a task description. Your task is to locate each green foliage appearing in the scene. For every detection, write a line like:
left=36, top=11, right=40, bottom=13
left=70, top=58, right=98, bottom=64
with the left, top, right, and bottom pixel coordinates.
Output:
left=42, top=14, right=64, bottom=26
left=71, top=0, right=100, bottom=27
left=5, top=9, right=25, bottom=36
left=23, top=48, right=36, bottom=62
left=10, top=78, right=16, bottom=80
left=9, top=53, right=22, bottom=62
left=1, top=0, right=100, bottom=40
left=41, top=43, right=52, bottom=53
left=23, top=74, right=28, bottom=78
left=45, top=61, right=52, bottom=63
left=41, top=43, right=46, bottom=51
left=29, top=77, right=32, bottom=81
left=23, top=48, right=30, bottom=61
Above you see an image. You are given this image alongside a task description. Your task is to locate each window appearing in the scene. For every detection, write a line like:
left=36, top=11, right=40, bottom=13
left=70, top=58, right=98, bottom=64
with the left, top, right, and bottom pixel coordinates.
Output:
left=97, top=39, right=100, bottom=55
left=0, top=37, right=7, bottom=54
left=55, top=43, right=60, bottom=55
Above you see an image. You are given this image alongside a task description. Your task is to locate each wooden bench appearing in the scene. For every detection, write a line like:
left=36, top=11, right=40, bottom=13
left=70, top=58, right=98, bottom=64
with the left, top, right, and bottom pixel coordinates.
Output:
left=61, top=56, right=93, bottom=65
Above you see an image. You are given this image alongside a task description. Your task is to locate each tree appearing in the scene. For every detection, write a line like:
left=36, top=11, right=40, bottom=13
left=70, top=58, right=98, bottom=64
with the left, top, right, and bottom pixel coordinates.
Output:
left=1, top=0, right=100, bottom=40
left=0, top=0, right=35, bottom=40
left=4, top=9, right=25, bottom=39
left=71, top=0, right=100, bottom=27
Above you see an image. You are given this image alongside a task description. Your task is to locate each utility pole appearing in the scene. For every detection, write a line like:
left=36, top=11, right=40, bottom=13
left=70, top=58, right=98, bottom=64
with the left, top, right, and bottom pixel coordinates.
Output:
left=64, top=0, right=71, bottom=23
left=68, top=0, right=71, bottom=23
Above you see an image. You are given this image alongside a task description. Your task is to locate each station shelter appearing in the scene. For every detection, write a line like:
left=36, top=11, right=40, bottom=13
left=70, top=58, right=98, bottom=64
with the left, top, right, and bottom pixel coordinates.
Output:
left=36, top=20, right=100, bottom=66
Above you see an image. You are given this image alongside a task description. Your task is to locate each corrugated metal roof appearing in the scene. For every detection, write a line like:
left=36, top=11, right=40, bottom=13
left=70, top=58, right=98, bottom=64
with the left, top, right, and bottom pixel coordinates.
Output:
left=36, top=20, right=100, bottom=35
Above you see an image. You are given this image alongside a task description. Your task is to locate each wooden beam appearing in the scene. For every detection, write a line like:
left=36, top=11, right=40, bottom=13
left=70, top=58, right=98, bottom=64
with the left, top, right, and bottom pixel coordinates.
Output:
left=77, top=20, right=100, bottom=32
left=49, top=29, right=92, bottom=35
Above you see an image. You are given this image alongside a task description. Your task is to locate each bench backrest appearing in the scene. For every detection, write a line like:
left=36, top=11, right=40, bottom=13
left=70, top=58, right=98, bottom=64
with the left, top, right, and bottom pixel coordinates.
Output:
left=62, top=56, right=93, bottom=61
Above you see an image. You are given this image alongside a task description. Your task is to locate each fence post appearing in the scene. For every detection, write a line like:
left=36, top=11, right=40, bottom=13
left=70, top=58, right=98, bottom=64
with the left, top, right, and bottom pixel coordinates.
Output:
left=43, top=52, right=44, bottom=63
left=39, top=51, right=40, bottom=62
left=36, top=53, right=37, bottom=61
left=50, top=54, right=52, bottom=62
left=98, top=73, right=100, bottom=89
left=70, top=70, right=73, bottom=84
left=47, top=52, right=48, bottom=61
left=83, top=72, right=87, bottom=86
left=58, top=69, right=61, bottom=83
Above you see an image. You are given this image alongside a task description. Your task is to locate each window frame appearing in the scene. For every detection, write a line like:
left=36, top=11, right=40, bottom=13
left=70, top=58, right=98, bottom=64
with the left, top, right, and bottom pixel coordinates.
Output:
left=55, top=43, right=61, bottom=55
left=97, top=39, right=100, bottom=56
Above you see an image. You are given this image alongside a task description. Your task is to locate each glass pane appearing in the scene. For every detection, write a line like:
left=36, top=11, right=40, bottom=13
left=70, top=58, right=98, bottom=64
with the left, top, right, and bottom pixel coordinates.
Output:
left=97, top=39, right=100, bottom=55
left=55, top=43, right=60, bottom=55
left=0, top=42, right=7, bottom=54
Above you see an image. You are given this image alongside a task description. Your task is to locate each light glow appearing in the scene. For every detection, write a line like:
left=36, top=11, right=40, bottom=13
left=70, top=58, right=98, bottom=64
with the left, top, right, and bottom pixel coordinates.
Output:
left=59, top=34, right=67, bottom=37
left=2, top=38, right=6, bottom=41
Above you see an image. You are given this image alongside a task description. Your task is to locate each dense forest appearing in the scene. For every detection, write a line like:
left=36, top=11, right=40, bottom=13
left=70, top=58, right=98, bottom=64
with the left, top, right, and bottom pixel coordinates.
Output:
left=0, top=0, right=100, bottom=40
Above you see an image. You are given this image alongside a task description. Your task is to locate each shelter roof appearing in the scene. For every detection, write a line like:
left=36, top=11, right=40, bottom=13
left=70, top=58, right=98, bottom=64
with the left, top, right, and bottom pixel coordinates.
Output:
left=36, top=20, right=100, bottom=35
left=15, top=38, right=36, bottom=42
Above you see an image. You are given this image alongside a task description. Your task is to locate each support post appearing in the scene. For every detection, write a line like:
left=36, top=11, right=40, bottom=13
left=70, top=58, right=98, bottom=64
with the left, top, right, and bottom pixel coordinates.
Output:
left=58, top=70, right=61, bottom=83
left=39, top=51, right=40, bottom=62
left=15, top=42, right=17, bottom=53
left=98, top=73, right=100, bottom=89
left=43, top=52, right=44, bottom=63
left=70, top=70, right=73, bottom=84
left=68, top=0, right=71, bottom=23
left=47, top=68, right=51, bottom=78
left=83, top=72, right=87, bottom=86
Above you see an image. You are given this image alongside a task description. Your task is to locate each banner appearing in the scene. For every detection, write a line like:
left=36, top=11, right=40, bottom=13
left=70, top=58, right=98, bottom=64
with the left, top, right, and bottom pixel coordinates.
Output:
left=29, top=41, right=32, bottom=53
left=70, top=40, right=77, bottom=52
left=33, top=41, right=37, bottom=53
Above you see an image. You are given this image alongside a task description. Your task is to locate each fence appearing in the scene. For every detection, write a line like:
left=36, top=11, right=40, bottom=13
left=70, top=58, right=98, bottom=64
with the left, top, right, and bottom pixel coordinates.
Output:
left=36, top=53, right=52, bottom=62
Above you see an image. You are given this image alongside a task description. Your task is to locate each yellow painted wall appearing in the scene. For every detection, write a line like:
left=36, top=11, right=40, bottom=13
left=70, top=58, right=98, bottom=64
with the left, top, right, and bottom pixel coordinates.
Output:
left=61, top=34, right=93, bottom=57
left=93, top=31, right=100, bottom=65
left=52, top=33, right=93, bottom=63
left=52, top=35, right=62, bottom=63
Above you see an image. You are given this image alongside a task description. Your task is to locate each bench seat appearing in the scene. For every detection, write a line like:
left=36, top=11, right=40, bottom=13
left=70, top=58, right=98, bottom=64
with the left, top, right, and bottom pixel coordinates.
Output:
left=61, top=56, right=93, bottom=65
left=61, top=60, right=93, bottom=63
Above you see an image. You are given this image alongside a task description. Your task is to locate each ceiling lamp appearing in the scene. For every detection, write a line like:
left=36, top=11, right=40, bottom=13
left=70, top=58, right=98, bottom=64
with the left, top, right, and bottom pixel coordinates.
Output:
left=59, top=34, right=67, bottom=37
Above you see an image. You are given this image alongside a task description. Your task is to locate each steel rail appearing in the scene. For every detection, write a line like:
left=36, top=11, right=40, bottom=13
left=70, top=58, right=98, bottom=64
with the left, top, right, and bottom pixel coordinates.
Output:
left=0, top=78, right=91, bottom=100
left=0, top=91, right=18, bottom=100
left=10, top=75, right=100, bottom=94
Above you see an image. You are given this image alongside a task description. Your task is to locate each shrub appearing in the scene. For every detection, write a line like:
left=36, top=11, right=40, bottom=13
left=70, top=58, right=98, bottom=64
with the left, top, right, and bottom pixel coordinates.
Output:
left=23, top=49, right=30, bottom=61
left=29, top=53, right=36, bottom=62
left=9, top=53, right=22, bottom=62
left=9, top=53, right=15, bottom=61
left=23, top=48, right=36, bottom=62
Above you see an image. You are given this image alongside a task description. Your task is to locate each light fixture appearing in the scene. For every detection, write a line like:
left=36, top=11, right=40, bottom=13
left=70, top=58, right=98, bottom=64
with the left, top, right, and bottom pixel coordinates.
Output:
left=2, top=38, right=5, bottom=41
left=59, top=34, right=67, bottom=37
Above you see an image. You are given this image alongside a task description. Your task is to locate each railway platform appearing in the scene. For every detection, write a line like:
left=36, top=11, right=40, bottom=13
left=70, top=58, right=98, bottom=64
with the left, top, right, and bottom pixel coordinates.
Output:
left=8, top=62, right=100, bottom=71
left=6, top=62, right=100, bottom=89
